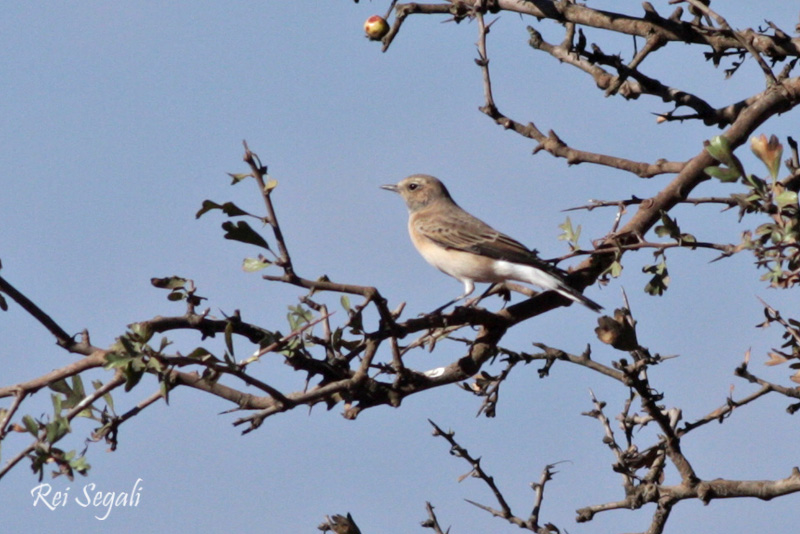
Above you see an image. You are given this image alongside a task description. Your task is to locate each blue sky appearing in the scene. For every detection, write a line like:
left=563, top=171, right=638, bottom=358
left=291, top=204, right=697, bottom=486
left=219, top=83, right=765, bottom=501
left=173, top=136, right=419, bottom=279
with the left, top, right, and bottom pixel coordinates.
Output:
left=2, top=2, right=800, bottom=532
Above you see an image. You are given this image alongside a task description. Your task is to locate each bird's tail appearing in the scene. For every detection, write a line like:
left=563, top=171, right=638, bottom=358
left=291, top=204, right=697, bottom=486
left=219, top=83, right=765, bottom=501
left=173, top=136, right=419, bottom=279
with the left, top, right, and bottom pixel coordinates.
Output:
left=516, top=263, right=603, bottom=312
left=553, top=284, right=603, bottom=313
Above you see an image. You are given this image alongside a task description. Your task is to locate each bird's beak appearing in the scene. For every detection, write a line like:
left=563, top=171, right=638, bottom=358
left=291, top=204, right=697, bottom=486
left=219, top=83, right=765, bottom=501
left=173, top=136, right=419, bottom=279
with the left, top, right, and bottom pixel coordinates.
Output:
left=381, top=184, right=399, bottom=193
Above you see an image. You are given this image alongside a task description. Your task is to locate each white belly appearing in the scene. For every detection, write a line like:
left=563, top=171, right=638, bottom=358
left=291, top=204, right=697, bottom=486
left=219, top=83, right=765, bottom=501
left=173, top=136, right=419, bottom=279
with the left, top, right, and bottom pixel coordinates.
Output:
left=417, top=241, right=562, bottom=291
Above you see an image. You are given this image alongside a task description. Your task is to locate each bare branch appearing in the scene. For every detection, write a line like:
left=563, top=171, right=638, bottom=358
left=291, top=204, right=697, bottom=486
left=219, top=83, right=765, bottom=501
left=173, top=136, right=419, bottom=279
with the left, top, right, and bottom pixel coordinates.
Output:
left=472, top=0, right=800, bottom=59
left=584, top=390, right=635, bottom=491
left=528, top=463, right=561, bottom=532
left=421, top=502, right=450, bottom=534
left=428, top=419, right=518, bottom=524
left=0, top=275, right=83, bottom=352
left=0, top=351, right=107, bottom=398
left=683, top=0, right=778, bottom=84
left=0, top=391, right=25, bottom=441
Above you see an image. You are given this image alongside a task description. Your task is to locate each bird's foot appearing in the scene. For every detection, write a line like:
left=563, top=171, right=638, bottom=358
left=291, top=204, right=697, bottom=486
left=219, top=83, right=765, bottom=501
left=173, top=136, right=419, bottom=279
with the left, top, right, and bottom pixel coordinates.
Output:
left=422, top=297, right=462, bottom=317
left=463, top=296, right=482, bottom=308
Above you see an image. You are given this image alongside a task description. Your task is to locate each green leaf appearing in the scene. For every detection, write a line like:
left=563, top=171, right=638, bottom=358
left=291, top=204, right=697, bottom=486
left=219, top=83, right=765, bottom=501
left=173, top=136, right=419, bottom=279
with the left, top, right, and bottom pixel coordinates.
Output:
left=558, top=216, right=581, bottom=250
left=151, top=276, right=188, bottom=290
left=643, top=259, right=670, bottom=296
left=124, top=363, right=145, bottom=392
left=654, top=225, right=671, bottom=238
left=743, top=173, right=768, bottom=193
left=71, top=375, right=85, bottom=400
left=221, top=202, right=250, bottom=216
left=286, top=304, right=313, bottom=331
left=776, top=190, right=798, bottom=209
left=91, top=380, right=115, bottom=414
left=104, top=393, right=115, bottom=412
left=196, top=200, right=223, bottom=219
left=118, top=334, right=138, bottom=356
left=49, top=379, right=73, bottom=397
left=654, top=212, right=681, bottom=240
left=221, top=221, right=271, bottom=250
left=51, top=393, right=62, bottom=416
left=186, top=347, right=213, bottom=360
left=348, top=311, right=364, bottom=334
left=45, top=421, right=59, bottom=444
left=46, top=417, right=70, bottom=444
left=242, top=255, right=272, bottom=272
left=129, top=322, right=153, bottom=343
left=705, top=135, right=734, bottom=165
left=103, top=351, right=132, bottom=370
left=22, top=415, right=39, bottom=436
left=340, top=295, right=351, bottom=313
left=146, top=358, right=164, bottom=373
left=160, top=380, right=171, bottom=405
left=755, top=222, right=774, bottom=236
left=196, top=200, right=251, bottom=219
left=704, top=165, right=741, bottom=183
left=69, top=454, right=90, bottom=476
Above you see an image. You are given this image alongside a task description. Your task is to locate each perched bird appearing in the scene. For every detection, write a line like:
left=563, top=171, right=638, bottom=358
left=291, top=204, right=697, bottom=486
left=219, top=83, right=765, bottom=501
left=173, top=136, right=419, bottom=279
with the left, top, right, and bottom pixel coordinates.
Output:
left=381, top=174, right=602, bottom=312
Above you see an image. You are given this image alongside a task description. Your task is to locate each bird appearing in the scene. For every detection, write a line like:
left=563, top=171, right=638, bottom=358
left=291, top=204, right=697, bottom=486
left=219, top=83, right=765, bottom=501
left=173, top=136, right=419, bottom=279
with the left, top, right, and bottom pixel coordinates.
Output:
left=381, top=174, right=602, bottom=312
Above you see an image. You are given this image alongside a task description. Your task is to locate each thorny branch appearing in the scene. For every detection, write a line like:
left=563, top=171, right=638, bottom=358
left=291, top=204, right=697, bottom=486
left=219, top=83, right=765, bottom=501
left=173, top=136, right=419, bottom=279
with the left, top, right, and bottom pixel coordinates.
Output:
left=429, top=419, right=562, bottom=532
left=421, top=502, right=450, bottom=534
left=3, top=2, right=800, bottom=533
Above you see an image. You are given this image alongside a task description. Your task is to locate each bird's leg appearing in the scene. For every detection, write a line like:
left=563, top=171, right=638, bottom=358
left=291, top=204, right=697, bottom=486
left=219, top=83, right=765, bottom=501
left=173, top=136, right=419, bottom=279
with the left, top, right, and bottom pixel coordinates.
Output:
left=464, top=283, right=498, bottom=308
left=427, top=280, right=475, bottom=315
left=428, top=296, right=464, bottom=316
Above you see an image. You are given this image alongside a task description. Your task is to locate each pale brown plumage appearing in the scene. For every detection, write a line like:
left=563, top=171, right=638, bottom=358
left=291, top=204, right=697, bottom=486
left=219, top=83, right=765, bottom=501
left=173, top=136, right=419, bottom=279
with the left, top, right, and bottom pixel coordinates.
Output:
left=382, top=174, right=601, bottom=312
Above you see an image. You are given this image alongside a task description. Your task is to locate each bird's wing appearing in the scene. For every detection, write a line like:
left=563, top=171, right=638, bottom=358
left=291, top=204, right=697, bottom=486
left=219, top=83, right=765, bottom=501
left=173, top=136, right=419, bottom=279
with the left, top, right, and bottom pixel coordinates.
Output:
left=414, top=207, right=563, bottom=274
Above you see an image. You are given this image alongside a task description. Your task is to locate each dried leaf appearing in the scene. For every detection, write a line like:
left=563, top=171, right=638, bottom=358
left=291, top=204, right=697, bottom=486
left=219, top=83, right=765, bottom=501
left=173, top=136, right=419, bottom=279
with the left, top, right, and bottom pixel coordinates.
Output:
left=765, top=352, right=788, bottom=366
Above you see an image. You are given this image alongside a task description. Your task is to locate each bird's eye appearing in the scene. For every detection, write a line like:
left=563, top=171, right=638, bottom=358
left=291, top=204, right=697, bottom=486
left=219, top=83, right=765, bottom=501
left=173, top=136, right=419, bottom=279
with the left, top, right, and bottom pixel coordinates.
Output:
left=408, top=183, right=419, bottom=191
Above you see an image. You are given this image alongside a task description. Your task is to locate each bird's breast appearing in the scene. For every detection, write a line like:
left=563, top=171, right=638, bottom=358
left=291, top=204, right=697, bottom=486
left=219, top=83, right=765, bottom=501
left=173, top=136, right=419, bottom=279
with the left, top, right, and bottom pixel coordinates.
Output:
left=409, top=227, right=504, bottom=283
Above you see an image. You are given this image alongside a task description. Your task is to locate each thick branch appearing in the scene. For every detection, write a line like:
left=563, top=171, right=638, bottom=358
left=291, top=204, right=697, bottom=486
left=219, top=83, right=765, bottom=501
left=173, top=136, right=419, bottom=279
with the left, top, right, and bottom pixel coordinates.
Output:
left=577, top=467, right=800, bottom=523
left=466, top=0, right=800, bottom=59
left=0, top=351, right=107, bottom=398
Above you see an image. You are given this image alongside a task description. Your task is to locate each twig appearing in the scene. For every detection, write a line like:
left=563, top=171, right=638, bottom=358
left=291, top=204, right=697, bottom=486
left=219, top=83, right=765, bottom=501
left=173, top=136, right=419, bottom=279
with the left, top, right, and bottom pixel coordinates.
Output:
left=528, top=462, right=561, bottom=531
left=683, top=0, right=778, bottom=85
left=0, top=275, right=81, bottom=351
left=428, top=419, right=516, bottom=521
left=245, top=311, right=334, bottom=363
left=734, top=364, right=800, bottom=402
left=679, top=384, right=772, bottom=435
left=554, top=239, right=740, bottom=263
left=585, top=389, right=635, bottom=490
left=622, top=366, right=699, bottom=485
left=243, top=141, right=295, bottom=276
left=475, top=11, right=496, bottom=113
left=565, top=196, right=740, bottom=212
left=0, top=370, right=125, bottom=481
left=530, top=343, right=626, bottom=383
left=605, top=33, right=666, bottom=96
left=421, top=502, right=449, bottom=534
left=0, top=390, right=26, bottom=440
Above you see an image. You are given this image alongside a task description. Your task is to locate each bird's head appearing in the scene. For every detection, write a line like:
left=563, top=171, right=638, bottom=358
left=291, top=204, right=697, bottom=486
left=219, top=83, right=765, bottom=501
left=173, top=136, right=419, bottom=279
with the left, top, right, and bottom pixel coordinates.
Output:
left=381, top=174, right=453, bottom=212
